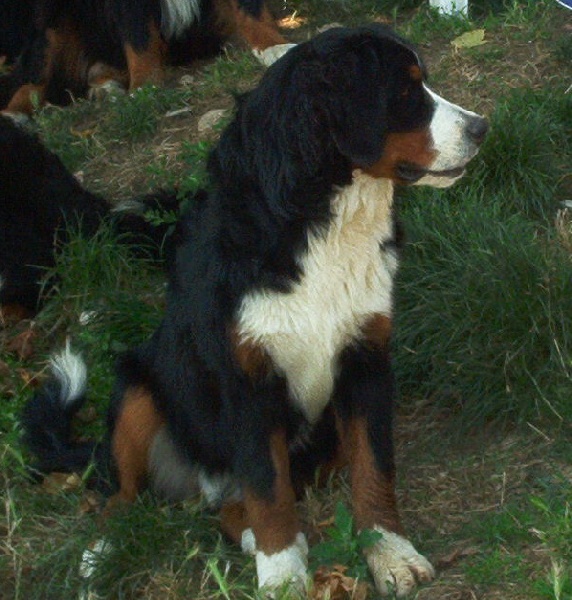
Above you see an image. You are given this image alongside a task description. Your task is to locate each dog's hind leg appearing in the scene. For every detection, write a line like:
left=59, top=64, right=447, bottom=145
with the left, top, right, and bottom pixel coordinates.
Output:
left=213, top=0, right=296, bottom=66
left=79, top=386, right=164, bottom=597
left=124, top=23, right=167, bottom=91
left=106, top=385, right=164, bottom=510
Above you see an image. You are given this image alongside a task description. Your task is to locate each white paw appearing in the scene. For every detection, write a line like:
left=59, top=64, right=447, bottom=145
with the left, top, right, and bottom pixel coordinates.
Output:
left=79, top=538, right=112, bottom=579
left=87, top=79, right=126, bottom=101
left=255, top=532, right=309, bottom=594
left=78, top=538, right=112, bottom=599
left=1, top=110, right=33, bottom=126
left=253, top=43, right=297, bottom=67
left=241, top=527, right=257, bottom=555
left=365, top=528, right=435, bottom=597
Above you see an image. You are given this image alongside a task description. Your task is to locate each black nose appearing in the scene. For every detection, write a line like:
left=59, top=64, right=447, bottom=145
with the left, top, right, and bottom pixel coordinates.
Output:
left=467, top=116, right=488, bottom=144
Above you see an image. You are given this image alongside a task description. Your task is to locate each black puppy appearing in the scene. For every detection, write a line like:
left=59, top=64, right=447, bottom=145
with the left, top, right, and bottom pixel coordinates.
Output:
left=0, top=117, right=177, bottom=317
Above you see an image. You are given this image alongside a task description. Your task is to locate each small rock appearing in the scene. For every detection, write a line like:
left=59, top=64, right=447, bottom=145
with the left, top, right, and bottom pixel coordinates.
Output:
left=197, top=109, right=228, bottom=134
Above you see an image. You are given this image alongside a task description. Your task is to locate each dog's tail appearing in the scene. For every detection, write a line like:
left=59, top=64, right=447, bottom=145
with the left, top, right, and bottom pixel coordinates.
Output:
left=21, top=343, right=100, bottom=477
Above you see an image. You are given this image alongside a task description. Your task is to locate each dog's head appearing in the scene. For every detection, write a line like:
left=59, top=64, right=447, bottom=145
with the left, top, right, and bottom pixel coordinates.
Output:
left=282, top=24, right=487, bottom=188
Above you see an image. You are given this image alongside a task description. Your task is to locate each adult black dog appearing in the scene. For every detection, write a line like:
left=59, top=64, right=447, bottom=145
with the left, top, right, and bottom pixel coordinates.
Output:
left=0, top=117, right=177, bottom=319
left=1, top=0, right=292, bottom=116
left=22, top=24, right=487, bottom=596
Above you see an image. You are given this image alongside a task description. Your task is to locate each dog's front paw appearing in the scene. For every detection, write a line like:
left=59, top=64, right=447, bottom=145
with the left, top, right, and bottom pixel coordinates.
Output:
left=253, top=44, right=297, bottom=67
left=78, top=538, right=113, bottom=600
left=1, top=110, right=33, bottom=126
left=254, top=532, right=309, bottom=596
left=365, top=528, right=435, bottom=597
left=88, top=79, right=126, bottom=101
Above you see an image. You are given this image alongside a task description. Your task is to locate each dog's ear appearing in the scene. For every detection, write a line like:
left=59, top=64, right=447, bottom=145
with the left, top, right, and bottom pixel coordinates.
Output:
left=313, top=43, right=389, bottom=166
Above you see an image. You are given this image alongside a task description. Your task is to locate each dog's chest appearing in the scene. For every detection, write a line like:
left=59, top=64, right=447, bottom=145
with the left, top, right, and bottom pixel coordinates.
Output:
left=237, top=173, right=397, bottom=422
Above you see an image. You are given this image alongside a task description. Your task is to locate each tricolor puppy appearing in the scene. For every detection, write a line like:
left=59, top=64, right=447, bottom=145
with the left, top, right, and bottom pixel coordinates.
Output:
left=22, top=24, right=487, bottom=597
left=2, top=0, right=293, bottom=116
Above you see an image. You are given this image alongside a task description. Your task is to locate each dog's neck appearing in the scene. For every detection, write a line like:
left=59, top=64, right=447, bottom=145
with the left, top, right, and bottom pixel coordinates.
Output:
left=328, top=169, right=395, bottom=235
left=237, top=170, right=397, bottom=423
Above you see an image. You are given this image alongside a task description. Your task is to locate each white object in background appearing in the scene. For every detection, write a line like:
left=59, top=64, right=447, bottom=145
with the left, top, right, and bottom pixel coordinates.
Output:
left=429, top=0, right=469, bottom=15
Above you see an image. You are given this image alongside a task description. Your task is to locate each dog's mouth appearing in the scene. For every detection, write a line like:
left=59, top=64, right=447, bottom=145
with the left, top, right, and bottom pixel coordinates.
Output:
left=395, top=162, right=466, bottom=183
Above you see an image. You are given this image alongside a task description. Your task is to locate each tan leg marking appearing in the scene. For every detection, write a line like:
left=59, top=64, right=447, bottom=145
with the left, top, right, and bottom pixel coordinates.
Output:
left=339, top=417, right=404, bottom=535
left=244, top=430, right=299, bottom=554
left=105, top=386, right=164, bottom=514
left=124, top=22, right=167, bottom=90
left=5, top=23, right=87, bottom=114
left=220, top=501, right=250, bottom=545
left=213, top=0, right=287, bottom=50
left=4, top=84, right=45, bottom=114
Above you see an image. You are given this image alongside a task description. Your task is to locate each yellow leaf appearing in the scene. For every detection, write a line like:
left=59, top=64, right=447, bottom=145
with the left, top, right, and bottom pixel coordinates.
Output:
left=451, top=29, right=486, bottom=49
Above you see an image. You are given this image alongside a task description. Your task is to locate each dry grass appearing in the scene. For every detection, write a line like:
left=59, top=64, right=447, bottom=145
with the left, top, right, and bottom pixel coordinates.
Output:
left=1, top=2, right=571, bottom=599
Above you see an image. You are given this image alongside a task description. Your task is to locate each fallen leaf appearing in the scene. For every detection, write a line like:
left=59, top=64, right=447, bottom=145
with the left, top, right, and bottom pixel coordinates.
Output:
left=311, top=566, right=368, bottom=600
left=0, top=360, right=10, bottom=378
left=79, top=490, right=102, bottom=514
left=0, top=304, right=31, bottom=324
left=451, top=29, right=486, bottom=49
left=316, top=516, right=335, bottom=529
left=70, top=127, right=97, bottom=138
left=5, top=327, right=38, bottom=360
left=17, top=368, right=41, bottom=388
left=435, top=546, right=480, bottom=568
left=278, top=14, right=308, bottom=29
left=76, top=405, right=98, bottom=423
left=42, top=472, right=83, bottom=494
left=198, top=109, right=228, bottom=134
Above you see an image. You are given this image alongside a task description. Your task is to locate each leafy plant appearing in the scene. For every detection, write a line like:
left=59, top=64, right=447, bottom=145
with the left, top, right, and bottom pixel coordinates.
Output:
left=309, top=503, right=382, bottom=579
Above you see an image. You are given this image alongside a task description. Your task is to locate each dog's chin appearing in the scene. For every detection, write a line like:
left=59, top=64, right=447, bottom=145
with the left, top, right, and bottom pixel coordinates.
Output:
left=413, top=170, right=466, bottom=188
left=395, top=163, right=467, bottom=188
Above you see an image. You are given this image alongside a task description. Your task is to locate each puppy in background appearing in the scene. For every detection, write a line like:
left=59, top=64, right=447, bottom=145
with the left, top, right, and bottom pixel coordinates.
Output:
left=0, top=116, right=178, bottom=319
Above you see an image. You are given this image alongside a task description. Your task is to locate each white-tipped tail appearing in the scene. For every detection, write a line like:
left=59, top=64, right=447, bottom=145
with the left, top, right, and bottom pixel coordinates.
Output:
left=50, top=342, right=87, bottom=406
left=110, top=199, right=146, bottom=214
left=160, top=0, right=201, bottom=39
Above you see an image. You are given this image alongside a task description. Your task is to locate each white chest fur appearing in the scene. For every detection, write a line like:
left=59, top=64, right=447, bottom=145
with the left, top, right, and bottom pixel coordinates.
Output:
left=237, top=171, right=398, bottom=422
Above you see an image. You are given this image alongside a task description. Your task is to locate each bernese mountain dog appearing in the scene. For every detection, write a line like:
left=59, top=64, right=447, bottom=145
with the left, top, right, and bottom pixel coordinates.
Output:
left=0, top=116, right=178, bottom=320
left=1, top=0, right=292, bottom=117
left=21, top=24, right=488, bottom=597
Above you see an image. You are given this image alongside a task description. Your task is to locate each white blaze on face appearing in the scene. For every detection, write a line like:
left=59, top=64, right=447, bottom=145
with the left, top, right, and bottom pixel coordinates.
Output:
left=417, top=85, right=484, bottom=188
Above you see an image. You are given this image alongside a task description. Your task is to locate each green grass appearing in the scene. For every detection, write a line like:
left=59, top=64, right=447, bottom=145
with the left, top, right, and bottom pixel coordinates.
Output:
left=460, top=489, right=572, bottom=599
left=1, top=1, right=571, bottom=599
left=468, top=88, right=572, bottom=220
left=394, top=86, right=572, bottom=427
left=146, top=139, right=213, bottom=199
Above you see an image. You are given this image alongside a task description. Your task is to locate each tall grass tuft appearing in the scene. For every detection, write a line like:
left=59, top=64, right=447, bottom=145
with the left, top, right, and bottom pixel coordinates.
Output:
left=468, top=88, right=572, bottom=220
left=395, top=193, right=572, bottom=425
left=394, top=87, right=572, bottom=426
